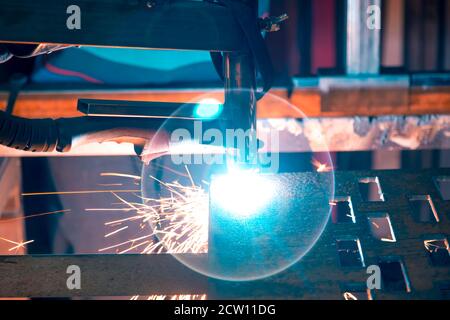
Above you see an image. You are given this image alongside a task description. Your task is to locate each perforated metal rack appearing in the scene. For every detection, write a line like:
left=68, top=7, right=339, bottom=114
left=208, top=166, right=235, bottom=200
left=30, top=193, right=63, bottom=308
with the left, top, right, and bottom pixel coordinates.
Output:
left=209, top=169, right=450, bottom=300
left=0, top=169, right=449, bottom=299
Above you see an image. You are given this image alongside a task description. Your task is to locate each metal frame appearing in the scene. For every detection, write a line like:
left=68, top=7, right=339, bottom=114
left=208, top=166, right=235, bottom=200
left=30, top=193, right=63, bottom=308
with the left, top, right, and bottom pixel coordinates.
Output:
left=1, top=169, right=449, bottom=299
left=0, top=0, right=259, bottom=161
left=0, top=0, right=245, bottom=52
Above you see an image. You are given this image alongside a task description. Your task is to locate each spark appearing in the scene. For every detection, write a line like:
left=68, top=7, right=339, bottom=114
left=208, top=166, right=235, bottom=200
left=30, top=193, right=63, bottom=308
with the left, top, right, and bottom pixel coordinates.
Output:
left=98, top=235, right=154, bottom=252
left=8, top=240, right=34, bottom=252
left=139, top=178, right=209, bottom=254
left=0, top=209, right=71, bottom=223
left=104, top=215, right=143, bottom=225
left=0, top=237, right=34, bottom=253
left=118, top=241, right=151, bottom=254
left=1, top=210, right=72, bottom=255
left=371, top=221, right=380, bottom=229
left=22, top=190, right=140, bottom=196
left=105, top=226, right=129, bottom=238
left=312, top=158, right=333, bottom=173
left=100, top=173, right=141, bottom=180
left=149, top=162, right=190, bottom=178
left=85, top=208, right=136, bottom=212
left=96, top=168, right=209, bottom=255
left=93, top=167, right=209, bottom=300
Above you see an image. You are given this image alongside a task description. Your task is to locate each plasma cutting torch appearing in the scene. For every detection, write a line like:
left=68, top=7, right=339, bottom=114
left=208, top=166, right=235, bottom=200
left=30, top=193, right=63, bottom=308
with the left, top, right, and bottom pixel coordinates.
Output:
left=0, top=0, right=287, bottom=166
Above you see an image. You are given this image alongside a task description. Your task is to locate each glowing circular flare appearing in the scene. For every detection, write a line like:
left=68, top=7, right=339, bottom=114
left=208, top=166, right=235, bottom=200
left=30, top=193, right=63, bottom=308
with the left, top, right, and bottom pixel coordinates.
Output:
left=211, top=170, right=275, bottom=218
left=142, top=89, right=335, bottom=282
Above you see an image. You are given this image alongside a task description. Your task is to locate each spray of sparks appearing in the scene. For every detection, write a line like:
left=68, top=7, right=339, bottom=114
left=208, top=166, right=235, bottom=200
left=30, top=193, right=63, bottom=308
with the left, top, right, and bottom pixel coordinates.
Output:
left=0, top=165, right=208, bottom=300
left=90, top=166, right=209, bottom=300
left=94, top=166, right=209, bottom=255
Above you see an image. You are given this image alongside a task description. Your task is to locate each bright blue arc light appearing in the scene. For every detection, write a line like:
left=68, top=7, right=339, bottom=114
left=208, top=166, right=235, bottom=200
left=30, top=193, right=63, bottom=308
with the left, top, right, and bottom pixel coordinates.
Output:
left=193, top=98, right=223, bottom=119
left=210, top=169, right=276, bottom=219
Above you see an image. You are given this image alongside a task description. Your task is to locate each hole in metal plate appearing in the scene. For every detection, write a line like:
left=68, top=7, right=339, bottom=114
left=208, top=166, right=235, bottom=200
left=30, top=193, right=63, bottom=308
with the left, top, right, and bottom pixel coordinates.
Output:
left=336, top=239, right=365, bottom=268
left=367, top=213, right=396, bottom=242
left=424, top=237, right=450, bottom=266
left=331, top=197, right=355, bottom=224
left=434, top=176, right=450, bottom=201
left=378, top=259, right=411, bottom=292
left=359, top=177, right=384, bottom=202
left=408, top=195, right=440, bottom=223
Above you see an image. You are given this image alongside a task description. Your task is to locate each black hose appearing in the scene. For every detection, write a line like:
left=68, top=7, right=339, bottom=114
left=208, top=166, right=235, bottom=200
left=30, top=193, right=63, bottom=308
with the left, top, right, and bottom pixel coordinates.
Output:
left=0, top=110, right=59, bottom=152
left=0, top=109, right=224, bottom=154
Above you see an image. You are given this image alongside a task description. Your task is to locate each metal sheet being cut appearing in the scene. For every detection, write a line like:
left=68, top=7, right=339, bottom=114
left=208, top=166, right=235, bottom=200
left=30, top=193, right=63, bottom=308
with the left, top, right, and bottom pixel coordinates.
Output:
left=208, top=172, right=334, bottom=282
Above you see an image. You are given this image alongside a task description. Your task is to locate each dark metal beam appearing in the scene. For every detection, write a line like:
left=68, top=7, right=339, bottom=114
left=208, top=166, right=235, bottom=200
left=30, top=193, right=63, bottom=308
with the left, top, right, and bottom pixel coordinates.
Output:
left=77, top=99, right=212, bottom=119
left=0, top=254, right=208, bottom=297
left=0, top=0, right=245, bottom=52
